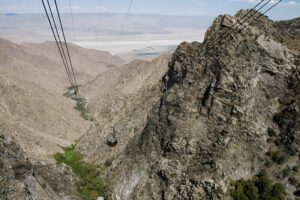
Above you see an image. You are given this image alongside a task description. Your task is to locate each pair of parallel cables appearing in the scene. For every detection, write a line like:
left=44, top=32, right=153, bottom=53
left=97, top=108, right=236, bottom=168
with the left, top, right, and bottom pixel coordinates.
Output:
left=42, top=0, right=133, bottom=92
left=41, top=0, right=78, bottom=93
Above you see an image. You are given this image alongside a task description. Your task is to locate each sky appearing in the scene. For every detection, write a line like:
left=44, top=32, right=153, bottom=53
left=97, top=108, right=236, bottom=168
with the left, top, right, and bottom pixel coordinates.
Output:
left=0, top=0, right=299, bottom=20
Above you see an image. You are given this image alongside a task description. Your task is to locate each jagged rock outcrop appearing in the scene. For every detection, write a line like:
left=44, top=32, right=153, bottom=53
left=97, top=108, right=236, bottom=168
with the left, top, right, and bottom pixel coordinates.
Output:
left=0, top=131, right=81, bottom=200
left=104, top=11, right=300, bottom=199
left=0, top=131, right=33, bottom=200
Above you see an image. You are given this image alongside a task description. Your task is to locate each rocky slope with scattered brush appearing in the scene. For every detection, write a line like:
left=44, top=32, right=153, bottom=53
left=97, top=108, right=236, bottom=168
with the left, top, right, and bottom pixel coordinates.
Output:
left=0, top=36, right=171, bottom=199
left=0, top=37, right=125, bottom=163
left=98, top=11, right=300, bottom=199
left=0, top=69, right=89, bottom=162
left=77, top=55, right=170, bottom=164
left=0, top=131, right=33, bottom=200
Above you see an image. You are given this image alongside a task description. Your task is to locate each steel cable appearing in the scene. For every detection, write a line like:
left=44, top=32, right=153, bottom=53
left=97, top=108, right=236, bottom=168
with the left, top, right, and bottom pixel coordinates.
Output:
left=41, top=0, right=74, bottom=87
left=239, top=0, right=283, bottom=32
left=54, top=0, right=78, bottom=90
left=213, top=0, right=266, bottom=44
left=113, top=0, right=134, bottom=54
left=69, top=0, right=76, bottom=41
left=97, top=0, right=102, bottom=34
left=46, top=0, right=74, bottom=87
left=217, top=0, right=272, bottom=45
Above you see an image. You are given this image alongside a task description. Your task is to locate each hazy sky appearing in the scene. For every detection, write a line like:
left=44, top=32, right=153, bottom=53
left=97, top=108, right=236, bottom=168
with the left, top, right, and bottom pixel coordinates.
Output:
left=0, top=0, right=299, bottom=20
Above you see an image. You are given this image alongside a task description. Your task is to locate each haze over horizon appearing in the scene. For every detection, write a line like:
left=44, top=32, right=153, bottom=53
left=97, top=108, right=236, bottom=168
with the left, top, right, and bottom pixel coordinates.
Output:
left=0, top=0, right=299, bottom=57
left=1, top=0, right=300, bottom=19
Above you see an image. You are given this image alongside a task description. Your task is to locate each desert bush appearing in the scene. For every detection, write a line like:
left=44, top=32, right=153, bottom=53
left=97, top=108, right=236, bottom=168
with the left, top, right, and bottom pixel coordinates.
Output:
left=266, top=151, right=285, bottom=165
left=231, top=170, right=286, bottom=200
left=74, top=100, right=89, bottom=120
left=54, top=145, right=107, bottom=200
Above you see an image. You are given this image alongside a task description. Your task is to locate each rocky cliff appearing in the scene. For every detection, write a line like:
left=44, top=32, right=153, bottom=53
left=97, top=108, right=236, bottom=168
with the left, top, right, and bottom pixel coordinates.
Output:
left=0, top=131, right=33, bottom=200
left=103, top=11, right=300, bottom=199
left=0, top=131, right=82, bottom=200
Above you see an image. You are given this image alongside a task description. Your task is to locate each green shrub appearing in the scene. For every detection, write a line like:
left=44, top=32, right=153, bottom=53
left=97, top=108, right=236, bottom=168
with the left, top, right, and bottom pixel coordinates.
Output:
left=104, top=158, right=113, bottom=168
left=231, top=170, right=286, bottom=200
left=272, top=183, right=285, bottom=196
left=231, top=179, right=259, bottom=200
left=288, top=177, right=298, bottom=186
left=266, top=151, right=285, bottom=165
left=230, top=180, right=249, bottom=200
left=74, top=100, right=89, bottom=120
left=53, top=145, right=107, bottom=200
left=282, top=167, right=291, bottom=178
left=292, top=166, right=299, bottom=172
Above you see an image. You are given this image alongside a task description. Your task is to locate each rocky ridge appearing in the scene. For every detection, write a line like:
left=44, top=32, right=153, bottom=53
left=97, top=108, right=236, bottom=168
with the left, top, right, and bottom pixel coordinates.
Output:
left=101, top=11, right=300, bottom=199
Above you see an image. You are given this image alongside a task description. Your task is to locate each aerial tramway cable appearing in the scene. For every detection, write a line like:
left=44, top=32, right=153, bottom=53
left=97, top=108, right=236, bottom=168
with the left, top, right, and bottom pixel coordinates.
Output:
left=230, top=0, right=272, bottom=32
left=46, top=0, right=75, bottom=87
left=41, top=0, right=79, bottom=94
left=69, top=0, right=76, bottom=41
left=53, top=0, right=78, bottom=91
left=97, top=0, right=102, bottom=34
left=119, top=0, right=133, bottom=34
left=213, top=0, right=273, bottom=46
left=113, top=0, right=134, bottom=54
left=213, top=0, right=266, bottom=43
left=224, top=0, right=281, bottom=39
left=41, top=0, right=74, bottom=87
left=216, top=0, right=272, bottom=45
left=239, top=0, right=283, bottom=32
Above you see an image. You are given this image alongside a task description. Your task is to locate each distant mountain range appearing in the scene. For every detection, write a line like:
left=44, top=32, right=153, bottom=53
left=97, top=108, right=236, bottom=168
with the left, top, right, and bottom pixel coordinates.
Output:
left=4, top=12, right=18, bottom=16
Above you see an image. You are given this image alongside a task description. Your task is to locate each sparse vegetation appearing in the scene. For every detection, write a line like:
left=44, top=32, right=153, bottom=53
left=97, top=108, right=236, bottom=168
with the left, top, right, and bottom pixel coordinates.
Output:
left=267, top=127, right=277, bottom=137
left=231, top=170, right=286, bottom=200
left=104, top=158, right=113, bottom=168
left=292, top=166, right=299, bottom=172
left=288, top=177, right=298, bottom=186
left=266, top=150, right=286, bottom=165
left=53, top=145, right=107, bottom=200
left=282, top=167, right=291, bottom=178
left=74, top=100, right=89, bottom=120
left=62, top=86, right=90, bottom=120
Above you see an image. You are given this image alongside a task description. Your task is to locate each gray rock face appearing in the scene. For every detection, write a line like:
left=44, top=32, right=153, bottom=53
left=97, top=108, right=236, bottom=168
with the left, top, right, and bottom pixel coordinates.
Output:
left=0, top=131, right=80, bottom=200
left=106, top=11, right=300, bottom=199
left=0, top=132, right=33, bottom=200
